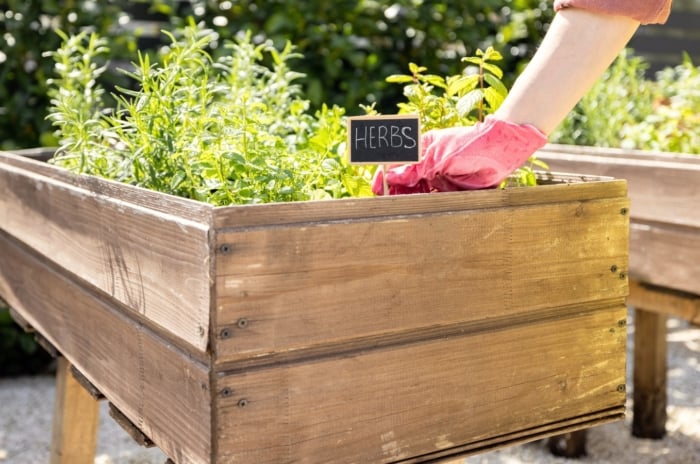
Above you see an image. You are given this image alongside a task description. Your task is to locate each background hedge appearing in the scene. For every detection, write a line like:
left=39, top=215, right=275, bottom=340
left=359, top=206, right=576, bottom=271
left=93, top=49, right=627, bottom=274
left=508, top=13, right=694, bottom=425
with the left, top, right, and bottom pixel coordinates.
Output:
left=0, top=0, right=553, bottom=150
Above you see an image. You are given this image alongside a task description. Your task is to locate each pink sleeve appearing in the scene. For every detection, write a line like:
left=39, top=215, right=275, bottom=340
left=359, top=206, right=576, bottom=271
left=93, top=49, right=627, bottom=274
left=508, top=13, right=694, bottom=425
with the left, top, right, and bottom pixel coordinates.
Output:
left=553, top=0, right=672, bottom=25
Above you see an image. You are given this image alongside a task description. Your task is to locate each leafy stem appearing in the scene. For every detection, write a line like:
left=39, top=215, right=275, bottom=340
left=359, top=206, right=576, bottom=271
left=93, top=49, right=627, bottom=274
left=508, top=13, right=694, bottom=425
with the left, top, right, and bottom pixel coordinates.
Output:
left=384, top=46, right=547, bottom=187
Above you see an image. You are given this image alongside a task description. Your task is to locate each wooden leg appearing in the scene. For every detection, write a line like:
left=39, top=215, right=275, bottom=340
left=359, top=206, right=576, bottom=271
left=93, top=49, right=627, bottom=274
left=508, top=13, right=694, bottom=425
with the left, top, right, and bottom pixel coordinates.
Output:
left=547, top=429, right=588, bottom=458
left=632, top=308, right=667, bottom=439
left=50, top=357, right=100, bottom=464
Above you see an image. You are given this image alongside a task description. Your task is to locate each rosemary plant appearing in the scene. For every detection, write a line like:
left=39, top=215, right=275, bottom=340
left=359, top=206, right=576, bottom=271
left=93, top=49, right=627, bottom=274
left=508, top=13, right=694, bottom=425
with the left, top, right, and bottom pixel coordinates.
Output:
left=46, top=21, right=373, bottom=205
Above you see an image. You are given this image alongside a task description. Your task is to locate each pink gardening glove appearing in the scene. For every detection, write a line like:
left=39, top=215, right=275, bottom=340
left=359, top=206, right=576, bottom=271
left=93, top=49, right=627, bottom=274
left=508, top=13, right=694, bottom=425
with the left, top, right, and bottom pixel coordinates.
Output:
left=372, top=162, right=431, bottom=195
left=372, top=117, right=547, bottom=195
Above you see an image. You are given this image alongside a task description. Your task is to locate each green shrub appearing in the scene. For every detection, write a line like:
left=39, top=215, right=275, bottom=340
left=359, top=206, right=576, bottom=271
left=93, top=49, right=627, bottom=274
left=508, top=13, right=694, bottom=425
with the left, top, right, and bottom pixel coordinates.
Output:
left=0, top=304, right=53, bottom=377
left=552, top=50, right=700, bottom=155
left=173, top=0, right=553, bottom=113
left=47, top=22, right=374, bottom=205
left=0, top=0, right=137, bottom=150
left=1, top=0, right=553, bottom=149
left=623, top=55, right=700, bottom=154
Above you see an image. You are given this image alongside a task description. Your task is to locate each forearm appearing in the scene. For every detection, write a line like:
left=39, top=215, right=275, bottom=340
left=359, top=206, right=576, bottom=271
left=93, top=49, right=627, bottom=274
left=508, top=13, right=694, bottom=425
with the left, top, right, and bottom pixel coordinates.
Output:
left=493, top=9, right=640, bottom=135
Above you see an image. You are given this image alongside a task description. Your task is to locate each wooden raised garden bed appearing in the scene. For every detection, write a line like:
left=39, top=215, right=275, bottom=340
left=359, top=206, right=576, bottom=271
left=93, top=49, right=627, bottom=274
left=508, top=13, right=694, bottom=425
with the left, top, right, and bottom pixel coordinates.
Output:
left=0, top=149, right=630, bottom=463
left=537, top=143, right=700, bottom=440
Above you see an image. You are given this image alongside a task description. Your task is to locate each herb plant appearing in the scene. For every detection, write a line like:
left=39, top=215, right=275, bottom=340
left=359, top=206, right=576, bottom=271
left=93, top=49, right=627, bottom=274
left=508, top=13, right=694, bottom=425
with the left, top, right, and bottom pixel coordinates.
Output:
left=379, top=47, right=548, bottom=187
left=46, top=22, right=374, bottom=205
left=552, top=50, right=700, bottom=155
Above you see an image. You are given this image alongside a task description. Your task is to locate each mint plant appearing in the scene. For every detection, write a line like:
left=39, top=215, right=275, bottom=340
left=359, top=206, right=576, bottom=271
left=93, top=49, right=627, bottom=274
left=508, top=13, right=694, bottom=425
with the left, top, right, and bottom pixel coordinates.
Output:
left=380, top=47, right=547, bottom=187
left=46, top=22, right=374, bottom=205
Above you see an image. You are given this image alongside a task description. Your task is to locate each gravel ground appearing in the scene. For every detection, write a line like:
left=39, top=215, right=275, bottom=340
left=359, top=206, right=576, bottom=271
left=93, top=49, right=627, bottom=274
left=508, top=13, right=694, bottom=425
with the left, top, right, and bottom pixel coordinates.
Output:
left=1, top=311, right=698, bottom=464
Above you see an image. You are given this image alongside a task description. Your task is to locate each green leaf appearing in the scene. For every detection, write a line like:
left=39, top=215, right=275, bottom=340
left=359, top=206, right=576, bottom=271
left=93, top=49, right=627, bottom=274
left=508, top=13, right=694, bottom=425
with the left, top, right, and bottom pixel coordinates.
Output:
left=456, top=89, right=483, bottom=117
left=483, top=73, right=508, bottom=97
left=408, top=62, right=427, bottom=75
left=529, top=157, right=549, bottom=169
left=481, top=62, right=504, bottom=80
left=484, top=87, right=505, bottom=111
left=385, top=74, right=414, bottom=84
left=481, top=47, right=503, bottom=62
left=446, top=75, right=479, bottom=97
left=461, top=57, right=482, bottom=66
left=420, top=74, right=447, bottom=89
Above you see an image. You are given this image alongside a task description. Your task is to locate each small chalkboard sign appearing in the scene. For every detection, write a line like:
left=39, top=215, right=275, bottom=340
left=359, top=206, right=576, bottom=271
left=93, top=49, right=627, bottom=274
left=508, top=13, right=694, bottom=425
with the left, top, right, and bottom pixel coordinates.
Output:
left=347, top=115, right=420, bottom=165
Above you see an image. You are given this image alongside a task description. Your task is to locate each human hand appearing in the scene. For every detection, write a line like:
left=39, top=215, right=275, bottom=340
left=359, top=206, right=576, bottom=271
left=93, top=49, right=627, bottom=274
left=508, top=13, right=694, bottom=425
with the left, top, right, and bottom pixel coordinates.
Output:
left=372, top=117, right=547, bottom=195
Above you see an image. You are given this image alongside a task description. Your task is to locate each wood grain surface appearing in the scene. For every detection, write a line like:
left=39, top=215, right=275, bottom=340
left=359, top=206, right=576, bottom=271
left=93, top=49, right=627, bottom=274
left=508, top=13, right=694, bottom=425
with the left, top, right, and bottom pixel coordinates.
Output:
left=0, top=151, right=212, bottom=352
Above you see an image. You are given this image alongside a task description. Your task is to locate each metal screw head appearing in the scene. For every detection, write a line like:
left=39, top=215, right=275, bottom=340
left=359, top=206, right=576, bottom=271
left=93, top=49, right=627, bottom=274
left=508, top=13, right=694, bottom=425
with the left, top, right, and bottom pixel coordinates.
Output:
left=617, top=384, right=626, bottom=393
left=220, top=328, right=232, bottom=339
left=610, top=265, right=618, bottom=273
left=620, top=208, right=629, bottom=215
left=238, top=398, right=249, bottom=408
left=219, top=244, right=232, bottom=254
left=220, top=387, right=233, bottom=398
left=236, top=318, right=249, bottom=329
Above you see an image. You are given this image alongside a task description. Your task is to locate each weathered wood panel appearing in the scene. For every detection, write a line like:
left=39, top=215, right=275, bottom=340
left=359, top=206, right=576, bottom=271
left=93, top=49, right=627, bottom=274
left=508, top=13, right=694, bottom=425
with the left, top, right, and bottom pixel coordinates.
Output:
left=0, top=231, right=212, bottom=464
left=213, top=196, right=629, bottom=363
left=1, top=148, right=631, bottom=463
left=213, top=306, right=627, bottom=464
left=50, top=358, right=100, bottom=464
left=212, top=178, right=627, bottom=229
left=537, top=144, right=700, bottom=295
left=0, top=151, right=212, bottom=352
left=628, top=279, right=700, bottom=324
left=537, top=144, right=700, bottom=228
left=632, top=308, right=668, bottom=439
left=629, top=221, right=700, bottom=295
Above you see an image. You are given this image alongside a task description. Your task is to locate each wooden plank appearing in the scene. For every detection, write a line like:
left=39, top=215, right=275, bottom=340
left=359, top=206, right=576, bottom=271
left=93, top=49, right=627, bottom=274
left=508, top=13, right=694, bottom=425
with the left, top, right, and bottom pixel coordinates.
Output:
left=5, top=147, right=55, bottom=162
left=214, top=306, right=627, bottom=464
left=0, top=231, right=212, bottom=464
left=632, top=308, right=667, bottom=439
left=70, top=365, right=106, bottom=400
left=628, top=280, right=700, bottom=324
left=629, top=221, right=700, bottom=295
left=0, top=151, right=213, bottom=352
left=408, top=412, right=617, bottom=463
left=212, top=178, right=628, bottom=229
left=412, top=412, right=621, bottom=463
left=0, top=151, right=213, bottom=220
left=537, top=144, right=700, bottom=228
left=536, top=145, right=700, bottom=295
left=540, top=143, right=700, bottom=163
left=109, top=403, right=156, bottom=448
left=214, top=197, right=629, bottom=364
left=50, top=357, right=100, bottom=464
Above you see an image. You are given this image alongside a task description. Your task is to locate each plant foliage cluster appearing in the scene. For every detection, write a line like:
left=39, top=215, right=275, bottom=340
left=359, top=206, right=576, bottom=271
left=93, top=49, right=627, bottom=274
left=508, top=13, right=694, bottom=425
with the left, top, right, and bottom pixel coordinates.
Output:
left=378, top=47, right=546, bottom=186
left=48, top=21, right=540, bottom=205
left=552, top=50, right=700, bottom=154
left=1, top=0, right=553, bottom=150
left=48, top=23, right=373, bottom=205
left=0, top=0, right=138, bottom=150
